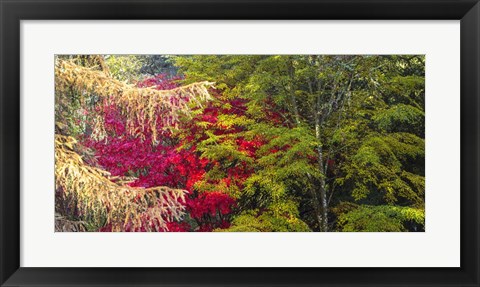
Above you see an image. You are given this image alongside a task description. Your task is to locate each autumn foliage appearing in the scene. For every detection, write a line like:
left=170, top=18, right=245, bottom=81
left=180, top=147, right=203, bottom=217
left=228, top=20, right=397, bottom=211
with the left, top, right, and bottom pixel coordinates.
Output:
left=55, top=55, right=425, bottom=232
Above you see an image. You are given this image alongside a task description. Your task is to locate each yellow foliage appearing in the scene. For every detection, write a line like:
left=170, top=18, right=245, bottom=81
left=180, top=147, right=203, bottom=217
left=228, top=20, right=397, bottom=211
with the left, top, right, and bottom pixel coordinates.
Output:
left=55, top=59, right=214, bottom=142
left=55, top=134, right=188, bottom=231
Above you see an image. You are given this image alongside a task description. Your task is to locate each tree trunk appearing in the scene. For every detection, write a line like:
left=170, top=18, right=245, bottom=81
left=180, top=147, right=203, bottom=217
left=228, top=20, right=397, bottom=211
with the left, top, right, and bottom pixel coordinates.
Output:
left=315, top=119, right=328, bottom=232
left=287, top=57, right=301, bottom=124
left=287, top=57, right=324, bottom=231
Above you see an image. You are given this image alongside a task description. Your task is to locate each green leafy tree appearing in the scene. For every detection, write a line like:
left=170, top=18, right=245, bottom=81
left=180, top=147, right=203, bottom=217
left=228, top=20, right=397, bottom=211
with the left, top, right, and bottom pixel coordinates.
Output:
left=175, top=55, right=425, bottom=232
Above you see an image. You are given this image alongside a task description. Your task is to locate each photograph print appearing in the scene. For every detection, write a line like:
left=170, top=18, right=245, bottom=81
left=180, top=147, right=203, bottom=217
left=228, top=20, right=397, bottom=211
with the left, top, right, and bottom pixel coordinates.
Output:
left=54, top=55, right=425, bottom=232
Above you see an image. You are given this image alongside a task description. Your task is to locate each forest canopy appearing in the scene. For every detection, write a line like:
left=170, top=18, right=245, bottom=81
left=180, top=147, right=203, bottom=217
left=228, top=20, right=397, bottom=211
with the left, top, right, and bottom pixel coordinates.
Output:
left=54, top=54, right=425, bottom=232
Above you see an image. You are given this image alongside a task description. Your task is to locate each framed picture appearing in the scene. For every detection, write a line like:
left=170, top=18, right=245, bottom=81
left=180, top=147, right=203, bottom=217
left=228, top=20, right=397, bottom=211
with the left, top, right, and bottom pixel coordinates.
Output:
left=1, top=0, right=479, bottom=286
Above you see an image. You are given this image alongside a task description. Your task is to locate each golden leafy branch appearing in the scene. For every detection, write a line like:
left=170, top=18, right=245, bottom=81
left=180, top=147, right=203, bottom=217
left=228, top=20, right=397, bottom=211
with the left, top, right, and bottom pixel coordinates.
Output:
left=55, top=59, right=214, bottom=142
left=55, top=135, right=188, bottom=231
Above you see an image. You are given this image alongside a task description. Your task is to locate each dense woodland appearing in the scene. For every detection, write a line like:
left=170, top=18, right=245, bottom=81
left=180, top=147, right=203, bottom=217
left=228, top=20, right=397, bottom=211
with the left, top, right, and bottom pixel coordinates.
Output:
left=55, top=55, right=425, bottom=232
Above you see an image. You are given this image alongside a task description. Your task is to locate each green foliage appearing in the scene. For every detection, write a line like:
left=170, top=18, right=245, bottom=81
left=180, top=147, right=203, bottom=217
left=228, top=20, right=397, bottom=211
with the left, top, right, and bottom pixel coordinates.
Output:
left=336, top=134, right=424, bottom=205
left=244, top=124, right=321, bottom=205
left=336, top=204, right=425, bottom=232
left=381, top=75, right=425, bottom=108
left=104, top=55, right=146, bottom=82
left=176, top=55, right=425, bottom=232
left=373, top=104, right=424, bottom=136
left=217, top=209, right=311, bottom=232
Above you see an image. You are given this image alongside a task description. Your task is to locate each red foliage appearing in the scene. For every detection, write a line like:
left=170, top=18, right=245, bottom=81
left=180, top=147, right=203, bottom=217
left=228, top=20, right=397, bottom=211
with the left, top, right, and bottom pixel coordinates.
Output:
left=165, top=221, right=191, bottom=232
left=84, top=74, right=241, bottom=232
left=136, top=74, right=182, bottom=90
left=187, top=191, right=236, bottom=218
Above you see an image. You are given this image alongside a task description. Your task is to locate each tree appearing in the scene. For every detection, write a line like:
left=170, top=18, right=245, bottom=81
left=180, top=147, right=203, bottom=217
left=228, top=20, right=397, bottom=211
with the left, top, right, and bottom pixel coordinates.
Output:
left=328, top=55, right=425, bottom=231
left=83, top=73, right=238, bottom=231
left=54, top=56, right=213, bottom=231
left=174, top=55, right=425, bottom=232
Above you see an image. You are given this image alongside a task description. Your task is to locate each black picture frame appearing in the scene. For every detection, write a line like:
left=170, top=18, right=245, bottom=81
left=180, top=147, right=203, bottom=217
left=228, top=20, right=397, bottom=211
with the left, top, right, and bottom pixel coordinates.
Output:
left=1, top=0, right=479, bottom=286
